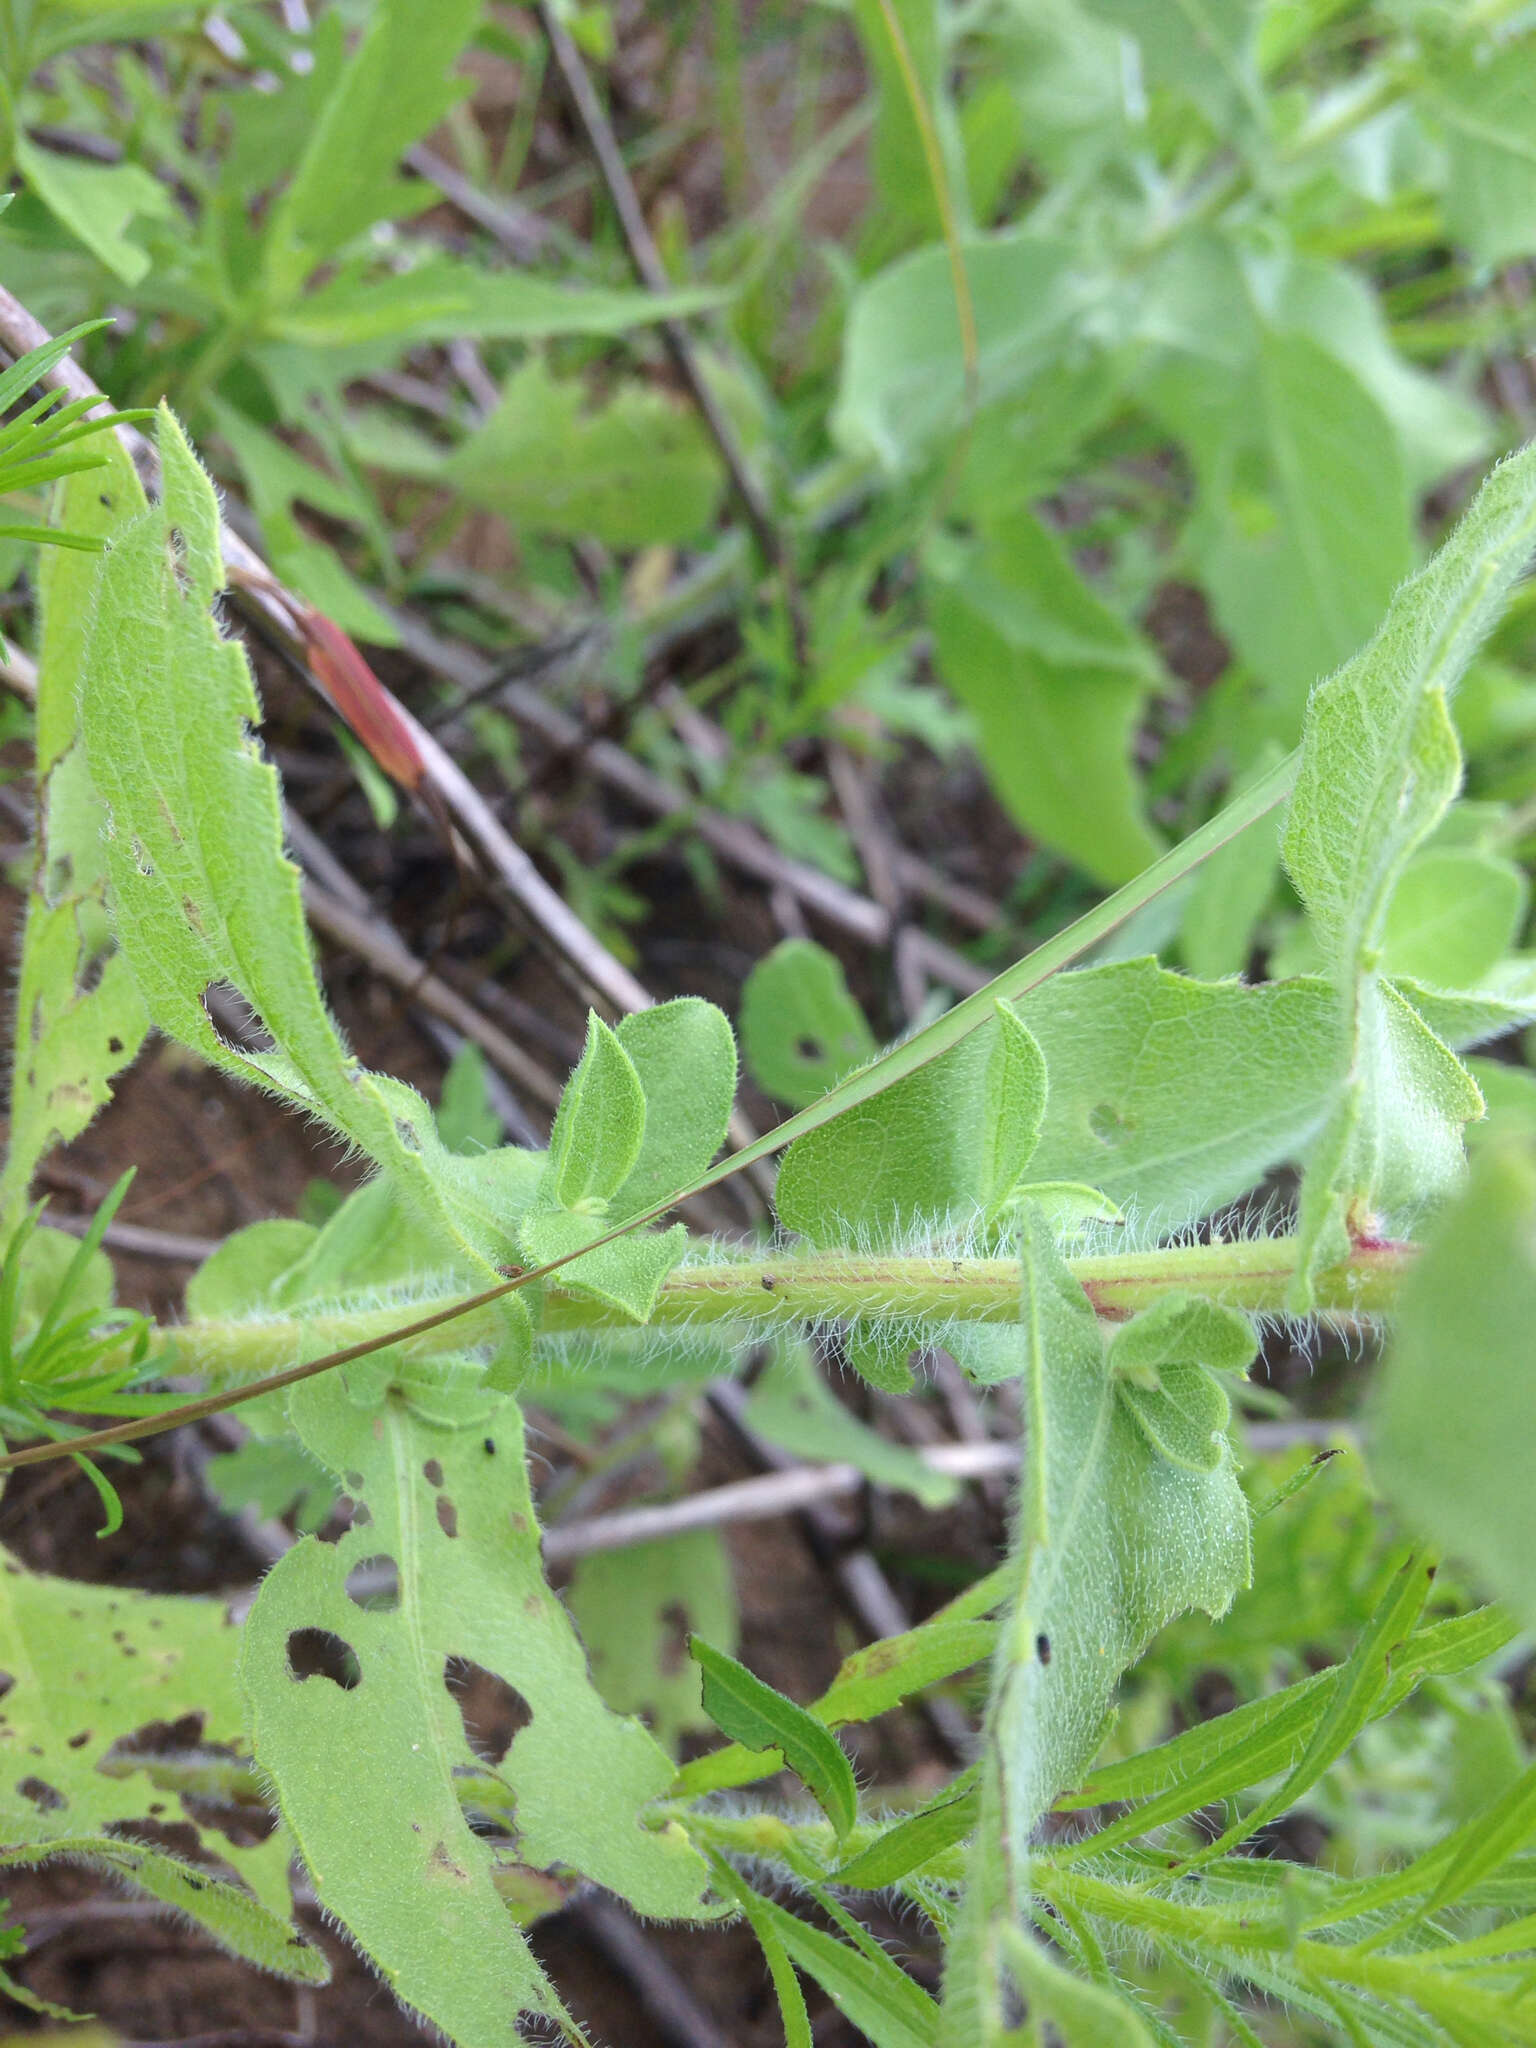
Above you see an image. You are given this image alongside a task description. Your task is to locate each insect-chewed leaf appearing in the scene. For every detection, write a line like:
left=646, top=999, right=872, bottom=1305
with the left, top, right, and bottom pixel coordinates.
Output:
left=75, top=406, right=524, bottom=1348
left=242, top=1374, right=712, bottom=2047
left=566, top=1528, right=736, bottom=1754
left=0, top=1547, right=321, bottom=1982
left=689, top=1636, right=859, bottom=1840
left=996, top=1207, right=1249, bottom=1870
left=0, top=437, right=149, bottom=1233
left=739, top=940, right=876, bottom=1110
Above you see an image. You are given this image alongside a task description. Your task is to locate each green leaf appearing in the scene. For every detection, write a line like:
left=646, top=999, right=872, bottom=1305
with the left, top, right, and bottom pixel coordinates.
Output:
left=1286, top=442, right=1536, bottom=981
left=0, top=436, right=149, bottom=1233
left=1284, top=440, right=1536, bottom=1296
left=676, top=1596, right=998, bottom=1803
left=1173, top=1546, right=1434, bottom=1870
left=777, top=961, right=1351, bottom=1248
left=834, top=232, right=1083, bottom=473
left=546, top=1015, right=647, bottom=1213
left=996, top=1207, right=1249, bottom=1869
left=15, top=140, right=173, bottom=283
left=997, top=1921, right=1156, bottom=2048
left=243, top=1375, right=712, bottom=2044
left=1381, top=847, right=1529, bottom=989
left=1056, top=1604, right=1517, bottom=1840
left=261, top=0, right=481, bottom=297
left=1437, top=33, right=1536, bottom=269
left=835, top=1786, right=980, bottom=1889
left=1117, top=1363, right=1231, bottom=1474
left=443, top=358, right=724, bottom=548
left=437, top=1041, right=505, bottom=1155
left=774, top=996, right=1045, bottom=1246
left=611, top=1000, right=738, bottom=1213
left=1085, top=0, right=1262, bottom=127
left=208, top=401, right=399, bottom=644
left=818, top=1614, right=999, bottom=1729
left=519, top=1211, right=688, bottom=1323
left=1185, top=329, right=1414, bottom=733
left=567, top=1529, right=737, bottom=1754
left=77, top=411, right=527, bottom=1338
left=690, top=1635, right=859, bottom=1839
left=268, top=259, right=723, bottom=350
left=925, top=510, right=1162, bottom=886
left=1372, top=1142, right=1536, bottom=1624
left=739, top=940, right=877, bottom=1110
left=850, top=0, right=957, bottom=249
left=1107, top=1294, right=1259, bottom=1378
left=729, top=1881, right=940, bottom=2048
left=713, top=1866, right=813, bottom=2048
left=0, top=1547, right=322, bottom=1981
left=745, top=1340, right=961, bottom=1510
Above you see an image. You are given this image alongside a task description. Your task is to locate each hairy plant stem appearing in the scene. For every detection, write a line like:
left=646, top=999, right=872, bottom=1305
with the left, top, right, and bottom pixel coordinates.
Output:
left=173, top=1236, right=1409, bottom=1387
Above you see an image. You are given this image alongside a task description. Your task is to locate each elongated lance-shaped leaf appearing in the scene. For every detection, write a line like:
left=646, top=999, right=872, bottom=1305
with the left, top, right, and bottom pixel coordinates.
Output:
left=241, top=1374, right=713, bottom=2047
left=0, top=1546, right=321, bottom=1982
left=1051, top=1603, right=1517, bottom=1862
left=689, top=1636, right=859, bottom=1839
left=1284, top=441, right=1536, bottom=1298
left=0, top=435, right=149, bottom=1233
left=76, top=406, right=526, bottom=1353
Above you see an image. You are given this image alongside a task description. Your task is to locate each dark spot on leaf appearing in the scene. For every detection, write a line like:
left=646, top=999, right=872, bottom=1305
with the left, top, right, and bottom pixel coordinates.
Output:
left=17, top=1777, right=65, bottom=1810
left=1036, top=1633, right=1051, bottom=1667
left=796, top=1037, right=823, bottom=1061
left=436, top=1495, right=458, bottom=1540
left=423, top=1459, right=444, bottom=1487
left=107, top=1036, right=123, bottom=1055
left=67, top=1731, right=91, bottom=1749
left=658, top=1602, right=691, bottom=1677
left=1088, top=1101, right=1131, bottom=1146
left=483, top=1438, right=496, bottom=1456
left=0, top=1673, right=12, bottom=1702
left=444, top=1656, right=530, bottom=1766
left=344, top=1555, right=399, bottom=1612
left=286, top=1628, right=361, bottom=1690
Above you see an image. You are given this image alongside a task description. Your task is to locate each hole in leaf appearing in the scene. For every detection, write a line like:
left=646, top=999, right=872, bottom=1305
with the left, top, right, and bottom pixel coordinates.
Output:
left=0, top=1672, right=13, bottom=1701
left=202, top=983, right=275, bottom=1058
left=795, top=1037, right=823, bottom=1061
left=286, top=1628, right=361, bottom=1689
left=344, top=1555, right=399, bottom=1611
left=444, top=1656, right=530, bottom=1766
left=422, top=1459, right=444, bottom=1488
left=17, top=1776, right=65, bottom=1810
left=436, top=1496, right=459, bottom=1540
left=107, top=1036, right=124, bottom=1055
